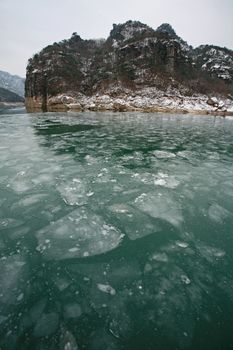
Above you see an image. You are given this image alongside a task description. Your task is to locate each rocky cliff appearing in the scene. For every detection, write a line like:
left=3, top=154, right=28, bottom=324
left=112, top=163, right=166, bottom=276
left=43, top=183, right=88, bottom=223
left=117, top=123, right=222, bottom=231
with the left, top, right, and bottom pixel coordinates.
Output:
left=25, top=21, right=233, bottom=114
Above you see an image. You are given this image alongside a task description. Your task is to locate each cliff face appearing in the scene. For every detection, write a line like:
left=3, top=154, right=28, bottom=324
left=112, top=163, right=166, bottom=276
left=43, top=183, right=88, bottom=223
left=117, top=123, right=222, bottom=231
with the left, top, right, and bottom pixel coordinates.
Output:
left=25, top=21, right=233, bottom=112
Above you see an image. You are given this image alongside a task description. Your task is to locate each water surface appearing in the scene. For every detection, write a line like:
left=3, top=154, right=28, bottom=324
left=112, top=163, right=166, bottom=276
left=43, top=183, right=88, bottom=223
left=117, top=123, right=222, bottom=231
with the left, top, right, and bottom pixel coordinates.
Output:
left=1, top=109, right=233, bottom=349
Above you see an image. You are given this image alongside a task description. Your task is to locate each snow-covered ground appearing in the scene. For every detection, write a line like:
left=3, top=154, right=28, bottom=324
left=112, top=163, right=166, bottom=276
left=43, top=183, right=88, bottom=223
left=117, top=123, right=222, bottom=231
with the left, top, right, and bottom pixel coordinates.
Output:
left=46, top=87, right=233, bottom=115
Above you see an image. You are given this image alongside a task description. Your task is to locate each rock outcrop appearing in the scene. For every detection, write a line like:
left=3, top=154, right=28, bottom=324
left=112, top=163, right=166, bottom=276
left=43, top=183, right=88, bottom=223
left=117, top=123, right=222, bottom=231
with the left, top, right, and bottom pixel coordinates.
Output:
left=25, top=20, right=233, bottom=114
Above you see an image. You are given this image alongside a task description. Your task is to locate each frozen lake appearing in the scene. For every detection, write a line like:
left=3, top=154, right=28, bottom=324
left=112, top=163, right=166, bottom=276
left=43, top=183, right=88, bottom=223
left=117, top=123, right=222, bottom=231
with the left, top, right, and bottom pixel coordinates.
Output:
left=1, top=108, right=233, bottom=349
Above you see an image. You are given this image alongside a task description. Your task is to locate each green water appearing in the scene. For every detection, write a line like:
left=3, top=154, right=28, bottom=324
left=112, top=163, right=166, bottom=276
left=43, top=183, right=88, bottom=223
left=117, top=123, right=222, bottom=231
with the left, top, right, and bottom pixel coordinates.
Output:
left=1, top=109, right=233, bottom=350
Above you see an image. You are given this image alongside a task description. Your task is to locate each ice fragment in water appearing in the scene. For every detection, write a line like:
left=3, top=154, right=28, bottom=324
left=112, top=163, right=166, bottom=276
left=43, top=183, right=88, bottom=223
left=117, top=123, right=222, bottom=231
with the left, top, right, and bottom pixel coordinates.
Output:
left=53, top=276, right=71, bottom=291
left=151, top=252, right=168, bottom=262
left=154, top=178, right=167, bottom=186
left=196, top=242, right=225, bottom=262
left=97, top=283, right=116, bottom=295
left=135, top=192, right=183, bottom=227
left=8, top=170, right=34, bottom=193
left=57, top=178, right=88, bottom=206
left=153, top=150, right=176, bottom=159
left=0, top=315, right=8, bottom=325
left=144, top=263, right=153, bottom=273
left=108, top=302, right=133, bottom=340
left=181, top=275, right=191, bottom=285
left=32, top=173, right=54, bottom=185
left=208, top=203, right=230, bottom=223
left=14, top=193, right=48, bottom=207
left=36, top=208, right=124, bottom=260
left=154, top=173, right=180, bottom=189
left=0, top=218, right=23, bottom=229
left=33, top=312, right=59, bottom=337
left=0, top=255, right=27, bottom=305
left=109, top=204, right=129, bottom=214
left=60, top=329, right=78, bottom=350
left=89, top=329, right=118, bottom=350
left=17, top=293, right=24, bottom=301
left=177, top=151, right=194, bottom=160
left=68, top=247, right=80, bottom=253
left=28, top=299, right=47, bottom=324
left=64, top=303, right=82, bottom=319
left=87, top=191, right=94, bottom=197
left=176, top=241, right=189, bottom=248
left=109, top=203, right=158, bottom=240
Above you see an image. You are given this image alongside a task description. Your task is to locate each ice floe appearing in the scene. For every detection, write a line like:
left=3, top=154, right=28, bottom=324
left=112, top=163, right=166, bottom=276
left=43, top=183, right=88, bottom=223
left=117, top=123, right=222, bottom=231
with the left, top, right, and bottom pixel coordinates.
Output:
left=134, top=191, right=183, bottom=227
left=36, top=208, right=124, bottom=260
left=0, top=255, right=28, bottom=305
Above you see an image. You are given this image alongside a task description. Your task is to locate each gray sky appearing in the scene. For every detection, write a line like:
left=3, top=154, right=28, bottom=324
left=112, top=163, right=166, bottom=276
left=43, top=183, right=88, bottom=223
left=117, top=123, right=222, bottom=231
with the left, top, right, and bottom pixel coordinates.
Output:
left=1, top=0, right=233, bottom=77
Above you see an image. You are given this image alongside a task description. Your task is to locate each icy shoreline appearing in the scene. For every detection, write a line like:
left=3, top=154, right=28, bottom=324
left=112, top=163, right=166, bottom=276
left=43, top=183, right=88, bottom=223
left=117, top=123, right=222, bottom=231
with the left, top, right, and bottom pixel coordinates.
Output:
left=26, top=87, right=233, bottom=116
left=0, top=102, right=25, bottom=109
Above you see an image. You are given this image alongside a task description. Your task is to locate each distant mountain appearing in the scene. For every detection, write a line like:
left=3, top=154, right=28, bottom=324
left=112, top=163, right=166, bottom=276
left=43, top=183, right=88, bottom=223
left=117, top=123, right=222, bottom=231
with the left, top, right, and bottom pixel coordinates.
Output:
left=25, top=20, right=233, bottom=113
left=193, top=45, right=233, bottom=81
left=0, top=87, right=24, bottom=103
left=0, top=70, right=25, bottom=97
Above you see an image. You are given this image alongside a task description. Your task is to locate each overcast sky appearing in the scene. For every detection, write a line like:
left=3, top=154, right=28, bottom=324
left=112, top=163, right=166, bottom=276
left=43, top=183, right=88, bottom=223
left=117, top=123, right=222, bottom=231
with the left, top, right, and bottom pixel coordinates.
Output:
left=0, top=0, right=232, bottom=77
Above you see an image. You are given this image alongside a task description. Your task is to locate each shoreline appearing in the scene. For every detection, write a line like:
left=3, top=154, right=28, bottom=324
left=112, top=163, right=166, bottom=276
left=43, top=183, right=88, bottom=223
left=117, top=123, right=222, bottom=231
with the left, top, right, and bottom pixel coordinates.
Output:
left=26, top=104, right=233, bottom=117
left=25, top=91, right=233, bottom=116
left=0, top=102, right=25, bottom=109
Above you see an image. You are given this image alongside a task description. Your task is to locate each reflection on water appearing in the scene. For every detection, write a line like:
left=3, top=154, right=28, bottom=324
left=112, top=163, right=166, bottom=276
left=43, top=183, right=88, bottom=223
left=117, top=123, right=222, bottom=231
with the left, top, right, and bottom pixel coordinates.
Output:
left=1, top=109, right=233, bottom=349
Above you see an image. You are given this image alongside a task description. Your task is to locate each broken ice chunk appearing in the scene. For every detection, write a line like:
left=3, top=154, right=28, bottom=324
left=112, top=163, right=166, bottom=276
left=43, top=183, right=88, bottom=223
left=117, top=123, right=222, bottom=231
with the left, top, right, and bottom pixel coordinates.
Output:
left=208, top=203, right=230, bottom=223
left=181, top=275, right=191, bottom=285
left=36, top=208, right=124, bottom=260
left=154, top=172, right=180, bottom=189
left=0, top=255, right=28, bottom=305
left=33, top=312, right=59, bottom=337
left=53, top=276, right=71, bottom=292
left=63, top=303, right=82, bottom=319
left=153, top=150, right=176, bottom=159
left=151, top=252, right=168, bottom=262
left=17, top=293, right=24, bottom=302
left=176, top=241, right=189, bottom=248
left=60, top=329, right=78, bottom=350
left=108, top=203, right=159, bottom=240
left=134, top=191, right=183, bottom=227
left=97, top=283, right=116, bottom=295
left=0, top=218, right=23, bottom=229
left=57, top=178, right=88, bottom=206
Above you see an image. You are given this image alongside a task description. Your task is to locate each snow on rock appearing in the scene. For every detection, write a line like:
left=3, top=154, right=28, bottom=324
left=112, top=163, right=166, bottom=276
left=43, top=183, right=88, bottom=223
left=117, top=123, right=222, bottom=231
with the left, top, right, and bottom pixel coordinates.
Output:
left=207, top=97, right=218, bottom=106
left=196, top=45, right=233, bottom=82
left=49, top=94, right=75, bottom=105
left=54, top=86, right=233, bottom=115
left=110, top=21, right=154, bottom=43
left=26, top=20, right=233, bottom=115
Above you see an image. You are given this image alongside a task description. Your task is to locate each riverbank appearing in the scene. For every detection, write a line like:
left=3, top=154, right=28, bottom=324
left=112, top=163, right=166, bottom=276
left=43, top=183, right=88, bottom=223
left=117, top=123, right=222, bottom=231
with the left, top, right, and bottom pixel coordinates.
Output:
left=25, top=88, right=233, bottom=116
left=0, top=102, right=25, bottom=109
